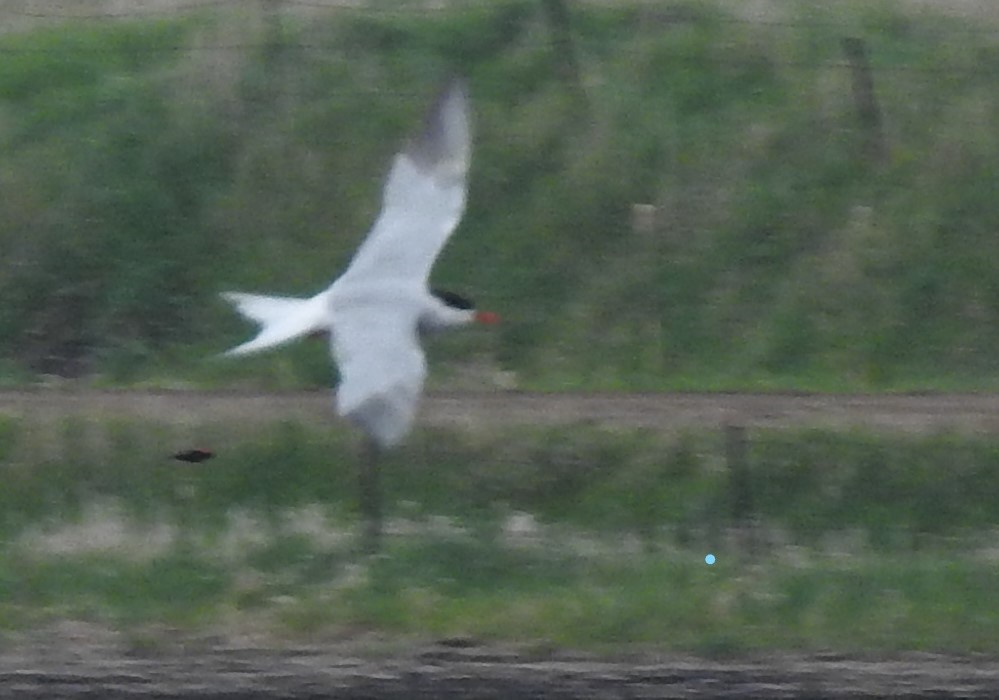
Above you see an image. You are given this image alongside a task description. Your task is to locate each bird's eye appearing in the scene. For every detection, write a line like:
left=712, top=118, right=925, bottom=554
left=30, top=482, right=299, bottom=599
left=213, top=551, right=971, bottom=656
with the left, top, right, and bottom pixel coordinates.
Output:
left=432, top=288, right=474, bottom=310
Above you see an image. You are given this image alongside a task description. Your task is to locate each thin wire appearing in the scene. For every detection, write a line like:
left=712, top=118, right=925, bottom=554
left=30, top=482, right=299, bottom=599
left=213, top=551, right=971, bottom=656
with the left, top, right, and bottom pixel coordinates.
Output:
left=4, top=0, right=999, bottom=36
left=0, top=38, right=995, bottom=80
left=2, top=0, right=239, bottom=20
left=1, top=1, right=998, bottom=78
left=2, top=0, right=469, bottom=19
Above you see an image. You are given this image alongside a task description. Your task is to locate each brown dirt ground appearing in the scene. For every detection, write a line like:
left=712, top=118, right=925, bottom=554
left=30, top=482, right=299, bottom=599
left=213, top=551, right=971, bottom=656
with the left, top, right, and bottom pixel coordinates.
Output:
left=3, top=388, right=999, bottom=434
left=3, top=389, right=999, bottom=698
left=2, top=622, right=999, bottom=699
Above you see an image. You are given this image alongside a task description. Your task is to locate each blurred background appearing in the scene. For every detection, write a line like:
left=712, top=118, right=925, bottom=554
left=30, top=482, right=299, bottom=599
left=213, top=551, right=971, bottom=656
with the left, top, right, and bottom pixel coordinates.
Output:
left=2, top=0, right=999, bottom=391
left=0, top=0, right=998, bottom=666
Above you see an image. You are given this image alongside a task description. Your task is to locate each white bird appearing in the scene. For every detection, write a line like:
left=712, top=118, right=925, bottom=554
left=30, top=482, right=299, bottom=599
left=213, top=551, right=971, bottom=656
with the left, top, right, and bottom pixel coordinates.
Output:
left=220, top=79, right=499, bottom=551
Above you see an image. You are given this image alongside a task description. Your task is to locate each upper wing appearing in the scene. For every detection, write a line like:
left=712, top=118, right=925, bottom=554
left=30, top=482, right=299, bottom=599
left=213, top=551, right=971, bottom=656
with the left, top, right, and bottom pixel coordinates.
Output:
left=330, top=303, right=426, bottom=448
left=338, top=79, right=471, bottom=286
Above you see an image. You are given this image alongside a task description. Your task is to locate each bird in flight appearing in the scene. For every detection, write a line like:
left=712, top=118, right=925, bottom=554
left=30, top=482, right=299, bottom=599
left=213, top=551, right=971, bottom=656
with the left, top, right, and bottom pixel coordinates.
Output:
left=221, top=78, right=498, bottom=551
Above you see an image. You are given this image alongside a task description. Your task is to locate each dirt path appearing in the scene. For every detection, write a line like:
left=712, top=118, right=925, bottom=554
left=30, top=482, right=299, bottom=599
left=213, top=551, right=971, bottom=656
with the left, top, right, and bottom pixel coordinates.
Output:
left=2, top=388, right=999, bottom=434
left=2, top=630, right=998, bottom=699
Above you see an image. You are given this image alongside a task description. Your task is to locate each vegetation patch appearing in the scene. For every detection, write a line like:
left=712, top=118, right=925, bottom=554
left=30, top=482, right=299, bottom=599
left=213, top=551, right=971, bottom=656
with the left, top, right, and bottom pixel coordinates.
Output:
left=0, top=2, right=998, bottom=389
left=1, top=415, right=998, bottom=652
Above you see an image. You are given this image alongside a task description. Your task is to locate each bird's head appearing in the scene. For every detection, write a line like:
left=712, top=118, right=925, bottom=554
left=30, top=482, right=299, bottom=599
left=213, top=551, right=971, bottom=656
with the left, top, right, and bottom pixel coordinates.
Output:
left=427, top=289, right=500, bottom=329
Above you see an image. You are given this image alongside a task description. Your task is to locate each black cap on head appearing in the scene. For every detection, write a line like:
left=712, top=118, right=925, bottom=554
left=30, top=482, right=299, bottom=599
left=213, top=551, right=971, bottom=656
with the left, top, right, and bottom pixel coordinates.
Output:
left=432, top=288, right=474, bottom=311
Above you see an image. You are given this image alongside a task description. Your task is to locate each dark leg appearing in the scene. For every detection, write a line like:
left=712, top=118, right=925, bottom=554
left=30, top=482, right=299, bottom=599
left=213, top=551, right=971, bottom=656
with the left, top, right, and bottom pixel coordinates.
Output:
left=359, top=436, right=382, bottom=554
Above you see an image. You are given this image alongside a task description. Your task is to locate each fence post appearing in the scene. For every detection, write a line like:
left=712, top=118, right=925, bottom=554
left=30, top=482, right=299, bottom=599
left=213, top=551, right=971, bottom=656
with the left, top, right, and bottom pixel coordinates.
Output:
left=725, top=424, right=756, bottom=554
left=540, top=0, right=586, bottom=105
left=841, top=37, right=888, bottom=165
left=631, top=203, right=657, bottom=240
left=262, top=0, right=284, bottom=57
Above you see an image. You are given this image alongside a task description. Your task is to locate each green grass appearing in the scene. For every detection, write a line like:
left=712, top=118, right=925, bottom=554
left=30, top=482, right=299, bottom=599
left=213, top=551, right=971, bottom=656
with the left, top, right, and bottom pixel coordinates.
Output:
left=3, top=514, right=998, bottom=652
left=0, top=549, right=229, bottom=627
left=1, top=2, right=999, bottom=389
left=4, top=416, right=999, bottom=542
left=1, top=415, right=999, bottom=652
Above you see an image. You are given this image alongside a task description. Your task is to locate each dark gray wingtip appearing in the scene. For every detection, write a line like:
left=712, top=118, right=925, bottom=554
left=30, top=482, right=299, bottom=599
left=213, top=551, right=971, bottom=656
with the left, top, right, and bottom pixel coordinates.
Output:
left=406, top=77, right=471, bottom=176
left=437, top=76, right=468, bottom=114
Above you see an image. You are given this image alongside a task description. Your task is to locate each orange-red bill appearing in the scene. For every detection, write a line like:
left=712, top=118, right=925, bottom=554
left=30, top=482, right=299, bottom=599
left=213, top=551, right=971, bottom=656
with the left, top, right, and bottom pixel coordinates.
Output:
left=476, top=310, right=500, bottom=325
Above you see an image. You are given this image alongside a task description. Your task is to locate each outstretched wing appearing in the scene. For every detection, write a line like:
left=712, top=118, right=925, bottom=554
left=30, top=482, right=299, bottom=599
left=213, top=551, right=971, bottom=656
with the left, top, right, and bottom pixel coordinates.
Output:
left=330, top=304, right=426, bottom=448
left=338, top=79, right=471, bottom=286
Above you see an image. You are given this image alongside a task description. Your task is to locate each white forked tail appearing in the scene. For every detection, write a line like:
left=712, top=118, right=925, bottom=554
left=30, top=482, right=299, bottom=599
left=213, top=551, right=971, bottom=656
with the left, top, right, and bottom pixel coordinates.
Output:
left=220, top=291, right=330, bottom=356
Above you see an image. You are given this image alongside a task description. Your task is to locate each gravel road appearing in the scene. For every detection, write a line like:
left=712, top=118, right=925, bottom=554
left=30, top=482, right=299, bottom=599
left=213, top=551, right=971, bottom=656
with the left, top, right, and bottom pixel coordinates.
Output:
left=1, top=388, right=999, bottom=434
left=2, top=627, right=998, bottom=699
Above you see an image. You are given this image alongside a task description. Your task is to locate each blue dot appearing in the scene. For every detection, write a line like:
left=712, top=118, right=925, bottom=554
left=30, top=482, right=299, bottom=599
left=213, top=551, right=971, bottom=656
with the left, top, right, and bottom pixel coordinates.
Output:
left=705, top=553, right=716, bottom=565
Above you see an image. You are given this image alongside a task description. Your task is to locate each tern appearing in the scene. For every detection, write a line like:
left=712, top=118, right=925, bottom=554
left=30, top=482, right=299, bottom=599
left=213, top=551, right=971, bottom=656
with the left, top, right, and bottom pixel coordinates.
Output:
left=220, top=79, right=499, bottom=551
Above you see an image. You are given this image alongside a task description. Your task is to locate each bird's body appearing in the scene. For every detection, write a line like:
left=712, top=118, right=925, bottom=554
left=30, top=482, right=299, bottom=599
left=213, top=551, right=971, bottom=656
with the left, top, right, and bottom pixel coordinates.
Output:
left=220, top=79, right=497, bottom=549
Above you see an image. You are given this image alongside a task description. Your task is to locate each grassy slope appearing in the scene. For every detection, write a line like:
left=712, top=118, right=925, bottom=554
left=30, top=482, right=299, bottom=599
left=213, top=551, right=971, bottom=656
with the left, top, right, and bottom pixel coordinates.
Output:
left=1, top=1, right=999, bottom=390
left=2, top=415, right=999, bottom=651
